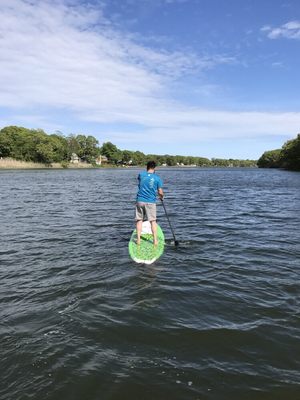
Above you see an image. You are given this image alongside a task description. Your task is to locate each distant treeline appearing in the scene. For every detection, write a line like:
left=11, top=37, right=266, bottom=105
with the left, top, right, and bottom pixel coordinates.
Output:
left=100, top=141, right=257, bottom=167
left=257, top=134, right=300, bottom=171
left=0, top=125, right=257, bottom=167
left=0, top=126, right=101, bottom=165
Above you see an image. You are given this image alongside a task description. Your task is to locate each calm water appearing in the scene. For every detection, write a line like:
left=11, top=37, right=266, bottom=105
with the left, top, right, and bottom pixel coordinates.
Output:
left=1, top=168, right=300, bottom=400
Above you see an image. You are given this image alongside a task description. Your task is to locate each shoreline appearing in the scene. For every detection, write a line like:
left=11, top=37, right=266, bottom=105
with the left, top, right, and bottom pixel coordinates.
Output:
left=0, top=158, right=260, bottom=170
left=0, top=158, right=96, bottom=169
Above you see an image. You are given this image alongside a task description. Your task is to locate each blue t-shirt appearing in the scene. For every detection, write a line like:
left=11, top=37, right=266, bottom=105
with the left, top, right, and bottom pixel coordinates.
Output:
left=136, top=171, right=163, bottom=203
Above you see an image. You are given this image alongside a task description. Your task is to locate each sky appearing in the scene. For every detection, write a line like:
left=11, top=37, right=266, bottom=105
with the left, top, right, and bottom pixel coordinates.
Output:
left=0, top=0, right=300, bottom=159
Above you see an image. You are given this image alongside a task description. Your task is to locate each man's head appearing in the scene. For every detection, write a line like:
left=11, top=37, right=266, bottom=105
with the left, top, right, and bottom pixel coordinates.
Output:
left=147, top=160, right=156, bottom=171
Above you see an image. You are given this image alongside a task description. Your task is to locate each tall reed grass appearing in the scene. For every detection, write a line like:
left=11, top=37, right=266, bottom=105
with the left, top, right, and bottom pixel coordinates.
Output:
left=0, top=158, right=49, bottom=169
left=0, top=158, right=94, bottom=169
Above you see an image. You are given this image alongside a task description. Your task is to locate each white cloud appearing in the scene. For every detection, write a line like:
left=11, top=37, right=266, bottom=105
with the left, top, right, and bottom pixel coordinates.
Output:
left=0, top=0, right=231, bottom=109
left=100, top=110, right=300, bottom=144
left=0, top=0, right=299, bottom=149
left=271, top=61, right=284, bottom=68
left=261, top=20, right=300, bottom=39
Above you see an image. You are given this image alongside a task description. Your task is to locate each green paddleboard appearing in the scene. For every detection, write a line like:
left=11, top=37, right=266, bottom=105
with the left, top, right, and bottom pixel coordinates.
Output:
left=128, top=221, right=165, bottom=264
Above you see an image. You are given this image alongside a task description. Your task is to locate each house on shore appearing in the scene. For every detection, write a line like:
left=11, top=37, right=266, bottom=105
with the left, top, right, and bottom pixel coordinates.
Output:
left=96, top=155, right=108, bottom=165
left=70, top=153, right=80, bottom=164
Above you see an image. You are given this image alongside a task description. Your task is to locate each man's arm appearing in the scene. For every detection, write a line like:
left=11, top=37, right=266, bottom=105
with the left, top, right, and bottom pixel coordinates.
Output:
left=158, top=187, right=164, bottom=200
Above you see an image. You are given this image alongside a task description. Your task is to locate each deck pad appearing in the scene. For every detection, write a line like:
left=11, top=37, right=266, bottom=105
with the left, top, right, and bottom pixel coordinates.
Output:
left=128, top=221, right=165, bottom=264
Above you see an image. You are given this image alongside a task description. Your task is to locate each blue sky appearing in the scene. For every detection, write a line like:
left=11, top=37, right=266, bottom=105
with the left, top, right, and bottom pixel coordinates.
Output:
left=0, top=0, right=300, bottom=159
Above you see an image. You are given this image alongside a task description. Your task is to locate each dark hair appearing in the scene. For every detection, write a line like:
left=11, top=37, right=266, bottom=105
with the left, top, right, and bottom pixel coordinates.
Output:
left=147, top=161, right=156, bottom=170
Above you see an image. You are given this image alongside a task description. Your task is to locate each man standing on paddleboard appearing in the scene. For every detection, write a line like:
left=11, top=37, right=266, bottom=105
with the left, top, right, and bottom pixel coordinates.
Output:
left=136, top=161, right=164, bottom=246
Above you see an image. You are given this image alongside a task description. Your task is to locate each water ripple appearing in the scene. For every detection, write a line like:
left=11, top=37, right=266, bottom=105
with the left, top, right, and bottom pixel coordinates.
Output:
left=0, top=168, right=299, bottom=400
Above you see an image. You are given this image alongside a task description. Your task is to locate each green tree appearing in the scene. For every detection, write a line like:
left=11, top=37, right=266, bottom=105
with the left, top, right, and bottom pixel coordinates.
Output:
left=157, top=155, right=167, bottom=165
left=0, top=126, right=16, bottom=157
left=122, top=150, right=133, bottom=164
left=67, top=135, right=80, bottom=155
left=197, top=157, right=211, bottom=166
left=257, top=149, right=282, bottom=168
left=101, top=142, right=122, bottom=164
left=0, top=126, right=50, bottom=162
left=131, top=151, right=145, bottom=165
left=71, top=134, right=100, bottom=163
left=48, top=134, right=70, bottom=162
left=211, top=158, right=230, bottom=167
left=280, top=134, right=300, bottom=171
left=36, top=142, right=55, bottom=164
left=166, top=156, right=176, bottom=166
left=84, top=135, right=100, bottom=163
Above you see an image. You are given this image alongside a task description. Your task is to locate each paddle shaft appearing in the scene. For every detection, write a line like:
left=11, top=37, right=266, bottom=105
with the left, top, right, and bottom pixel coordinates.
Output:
left=160, top=199, right=179, bottom=246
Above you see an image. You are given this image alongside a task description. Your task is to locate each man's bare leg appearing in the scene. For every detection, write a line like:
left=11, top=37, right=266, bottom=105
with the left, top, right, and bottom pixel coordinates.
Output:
left=150, top=220, right=158, bottom=246
left=136, top=220, right=143, bottom=245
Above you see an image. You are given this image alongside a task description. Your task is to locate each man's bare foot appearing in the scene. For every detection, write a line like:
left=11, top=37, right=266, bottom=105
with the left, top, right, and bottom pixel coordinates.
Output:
left=136, top=239, right=141, bottom=245
left=153, top=240, right=158, bottom=246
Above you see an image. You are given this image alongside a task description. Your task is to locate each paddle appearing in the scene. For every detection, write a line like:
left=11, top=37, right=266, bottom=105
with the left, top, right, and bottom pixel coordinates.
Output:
left=160, top=198, right=179, bottom=247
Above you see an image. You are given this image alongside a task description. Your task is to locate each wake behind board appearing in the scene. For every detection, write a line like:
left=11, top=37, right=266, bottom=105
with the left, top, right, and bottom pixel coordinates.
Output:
left=128, top=221, right=165, bottom=264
